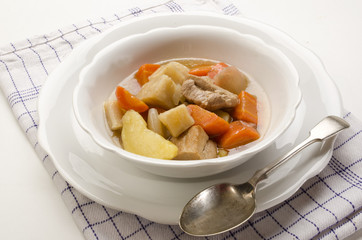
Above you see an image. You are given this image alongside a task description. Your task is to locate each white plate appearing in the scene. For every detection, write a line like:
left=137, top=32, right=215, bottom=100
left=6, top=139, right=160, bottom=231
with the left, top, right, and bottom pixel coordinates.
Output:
left=38, top=13, right=342, bottom=224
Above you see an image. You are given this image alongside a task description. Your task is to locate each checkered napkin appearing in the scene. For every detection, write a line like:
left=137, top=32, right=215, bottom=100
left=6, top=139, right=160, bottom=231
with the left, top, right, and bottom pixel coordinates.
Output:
left=1, top=0, right=361, bottom=239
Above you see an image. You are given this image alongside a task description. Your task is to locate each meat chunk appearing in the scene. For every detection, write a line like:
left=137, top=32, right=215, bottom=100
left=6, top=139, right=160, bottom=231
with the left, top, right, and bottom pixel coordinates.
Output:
left=171, top=125, right=217, bottom=160
left=181, top=75, right=239, bottom=111
left=202, top=140, right=218, bottom=159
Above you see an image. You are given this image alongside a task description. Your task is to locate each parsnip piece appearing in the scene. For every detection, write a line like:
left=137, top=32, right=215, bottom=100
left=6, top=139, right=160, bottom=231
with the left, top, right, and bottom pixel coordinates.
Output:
left=149, top=61, right=189, bottom=85
left=121, top=110, right=178, bottom=159
left=147, top=108, right=166, bottom=137
left=137, top=75, right=181, bottom=109
left=104, top=100, right=125, bottom=130
left=158, top=104, right=194, bottom=137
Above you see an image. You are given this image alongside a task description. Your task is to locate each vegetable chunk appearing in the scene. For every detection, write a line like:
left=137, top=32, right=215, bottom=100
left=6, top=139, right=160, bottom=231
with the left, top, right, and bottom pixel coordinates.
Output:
left=137, top=75, right=181, bottom=109
left=104, top=100, right=125, bottom=130
left=121, top=110, right=178, bottom=159
left=207, top=62, right=228, bottom=79
left=147, top=108, right=166, bottom=137
left=115, top=86, right=149, bottom=113
left=214, top=110, right=232, bottom=123
left=134, top=64, right=160, bottom=86
left=149, top=61, right=189, bottom=85
left=218, top=121, right=260, bottom=149
left=187, top=104, right=229, bottom=136
left=158, top=104, right=195, bottom=137
left=232, top=91, right=258, bottom=124
left=189, top=65, right=212, bottom=76
left=213, top=66, right=248, bottom=95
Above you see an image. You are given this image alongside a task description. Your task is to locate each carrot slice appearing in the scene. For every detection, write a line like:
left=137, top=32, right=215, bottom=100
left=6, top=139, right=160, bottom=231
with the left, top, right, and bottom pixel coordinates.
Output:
left=189, top=65, right=212, bottom=76
left=115, top=86, right=149, bottom=113
left=232, top=91, right=258, bottom=124
left=218, top=121, right=260, bottom=149
left=134, top=64, right=160, bottom=86
left=187, top=104, right=229, bottom=136
left=207, top=62, right=228, bottom=79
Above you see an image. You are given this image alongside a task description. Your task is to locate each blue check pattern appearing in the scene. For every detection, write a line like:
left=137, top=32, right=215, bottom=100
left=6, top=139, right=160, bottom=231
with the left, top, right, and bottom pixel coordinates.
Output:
left=0, top=1, right=361, bottom=239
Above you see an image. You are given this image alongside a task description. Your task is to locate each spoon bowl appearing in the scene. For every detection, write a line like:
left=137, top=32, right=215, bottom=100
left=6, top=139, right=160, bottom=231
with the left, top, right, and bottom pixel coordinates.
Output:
left=179, top=116, right=349, bottom=236
left=180, top=182, right=256, bottom=236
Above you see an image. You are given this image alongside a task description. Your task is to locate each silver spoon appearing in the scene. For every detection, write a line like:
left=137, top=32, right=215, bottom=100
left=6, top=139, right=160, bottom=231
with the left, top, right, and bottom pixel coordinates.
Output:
left=179, top=115, right=349, bottom=236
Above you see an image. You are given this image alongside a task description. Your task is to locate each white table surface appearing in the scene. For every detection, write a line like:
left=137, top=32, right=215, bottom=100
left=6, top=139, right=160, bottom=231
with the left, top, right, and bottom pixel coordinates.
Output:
left=1, top=1, right=361, bottom=239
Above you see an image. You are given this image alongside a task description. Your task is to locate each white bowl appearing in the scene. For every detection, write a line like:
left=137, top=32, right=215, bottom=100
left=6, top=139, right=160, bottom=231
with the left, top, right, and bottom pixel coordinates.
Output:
left=73, top=25, right=301, bottom=178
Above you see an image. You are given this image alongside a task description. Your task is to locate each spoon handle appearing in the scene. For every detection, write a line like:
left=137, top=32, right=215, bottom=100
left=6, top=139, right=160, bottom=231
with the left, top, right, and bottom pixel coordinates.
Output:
left=248, top=116, right=349, bottom=187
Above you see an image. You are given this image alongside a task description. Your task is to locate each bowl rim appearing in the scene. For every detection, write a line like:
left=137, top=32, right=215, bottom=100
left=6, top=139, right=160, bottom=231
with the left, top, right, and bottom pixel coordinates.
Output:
left=73, top=24, right=302, bottom=168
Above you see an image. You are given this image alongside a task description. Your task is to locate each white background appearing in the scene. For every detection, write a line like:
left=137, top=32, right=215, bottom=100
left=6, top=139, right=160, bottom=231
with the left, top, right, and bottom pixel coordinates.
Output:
left=0, top=0, right=361, bottom=239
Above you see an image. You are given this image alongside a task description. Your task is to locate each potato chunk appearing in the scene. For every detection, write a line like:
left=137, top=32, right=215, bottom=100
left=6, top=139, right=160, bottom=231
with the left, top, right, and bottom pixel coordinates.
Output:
left=104, top=100, right=125, bottom=130
left=171, top=125, right=217, bottom=160
left=121, top=110, right=178, bottom=159
left=158, top=104, right=194, bottom=137
left=149, top=61, right=189, bottom=85
left=137, top=75, right=181, bottom=109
